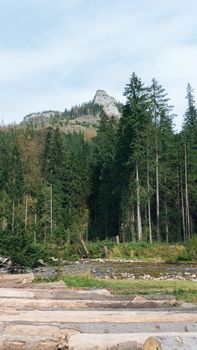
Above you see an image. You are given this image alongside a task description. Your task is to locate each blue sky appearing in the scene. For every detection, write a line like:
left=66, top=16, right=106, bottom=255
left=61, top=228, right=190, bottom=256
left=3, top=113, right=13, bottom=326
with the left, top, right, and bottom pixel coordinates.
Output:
left=0, top=0, right=197, bottom=129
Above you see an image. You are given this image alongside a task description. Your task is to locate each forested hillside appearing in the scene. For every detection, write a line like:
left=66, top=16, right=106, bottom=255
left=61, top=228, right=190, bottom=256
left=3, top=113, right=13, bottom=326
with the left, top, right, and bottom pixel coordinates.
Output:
left=0, top=73, right=196, bottom=265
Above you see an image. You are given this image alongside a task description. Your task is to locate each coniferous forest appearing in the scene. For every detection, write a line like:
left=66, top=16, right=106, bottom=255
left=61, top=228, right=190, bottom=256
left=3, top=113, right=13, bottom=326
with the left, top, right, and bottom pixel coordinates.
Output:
left=0, top=73, right=197, bottom=266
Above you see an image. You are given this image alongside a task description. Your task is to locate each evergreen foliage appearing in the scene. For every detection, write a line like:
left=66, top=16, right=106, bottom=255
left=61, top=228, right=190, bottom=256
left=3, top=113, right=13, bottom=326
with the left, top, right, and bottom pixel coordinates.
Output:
left=0, top=74, right=197, bottom=266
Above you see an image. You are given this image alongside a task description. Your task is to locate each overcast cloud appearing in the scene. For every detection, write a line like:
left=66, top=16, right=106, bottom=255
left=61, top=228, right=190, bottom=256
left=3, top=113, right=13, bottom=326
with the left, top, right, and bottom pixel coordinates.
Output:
left=0, top=0, right=197, bottom=129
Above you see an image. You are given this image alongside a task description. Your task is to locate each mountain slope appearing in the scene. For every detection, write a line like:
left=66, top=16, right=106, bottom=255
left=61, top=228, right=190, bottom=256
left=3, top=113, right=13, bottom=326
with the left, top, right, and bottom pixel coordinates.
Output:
left=22, top=90, right=122, bottom=128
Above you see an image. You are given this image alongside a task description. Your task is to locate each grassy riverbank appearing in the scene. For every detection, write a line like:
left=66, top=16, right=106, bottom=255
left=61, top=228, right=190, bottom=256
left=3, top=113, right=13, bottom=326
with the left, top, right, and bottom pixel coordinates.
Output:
left=1, top=236, right=197, bottom=268
left=35, top=274, right=197, bottom=303
left=47, top=238, right=197, bottom=262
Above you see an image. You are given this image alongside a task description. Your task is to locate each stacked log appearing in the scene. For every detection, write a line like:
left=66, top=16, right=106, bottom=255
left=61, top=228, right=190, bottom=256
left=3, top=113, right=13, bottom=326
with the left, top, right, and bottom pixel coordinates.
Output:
left=143, top=335, right=197, bottom=350
left=0, top=274, right=196, bottom=349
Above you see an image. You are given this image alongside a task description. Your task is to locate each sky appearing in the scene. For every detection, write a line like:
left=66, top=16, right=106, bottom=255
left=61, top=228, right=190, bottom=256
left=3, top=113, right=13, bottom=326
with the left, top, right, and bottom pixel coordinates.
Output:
left=0, top=0, right=197, bottom=129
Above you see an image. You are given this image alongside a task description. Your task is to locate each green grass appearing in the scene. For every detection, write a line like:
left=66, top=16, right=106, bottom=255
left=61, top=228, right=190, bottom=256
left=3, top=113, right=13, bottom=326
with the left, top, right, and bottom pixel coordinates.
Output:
left=71, top=241, right=194, bottom=262
left=35, top=274, right=197, bottom=303
left=27, top=240, right=197, bottom=264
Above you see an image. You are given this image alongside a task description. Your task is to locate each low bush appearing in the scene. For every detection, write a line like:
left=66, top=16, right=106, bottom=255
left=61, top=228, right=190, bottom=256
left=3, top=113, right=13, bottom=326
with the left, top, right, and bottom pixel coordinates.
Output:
left=186, top=235, right=197, bottom=259
left=0, top=230, right=46, bottom=268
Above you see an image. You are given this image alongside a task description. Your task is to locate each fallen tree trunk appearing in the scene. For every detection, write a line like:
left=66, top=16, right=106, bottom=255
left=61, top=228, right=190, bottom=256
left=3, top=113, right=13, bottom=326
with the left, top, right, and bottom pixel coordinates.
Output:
left=0, top=325, right=79, bottom=350
left=0, top=297, right=177, bottom=310
left=79, top=234, right=89, bottom=257
left=0, top=335, right=67, bottom=350
left=66, top=333, right=147, bottom=350
left=0, top=333, right=145, bottom=350
left=0, top=273, right=34, bottom=284
left=1, top=310, right=197, bottom=324
left=143, top=335, right=197, bottom=350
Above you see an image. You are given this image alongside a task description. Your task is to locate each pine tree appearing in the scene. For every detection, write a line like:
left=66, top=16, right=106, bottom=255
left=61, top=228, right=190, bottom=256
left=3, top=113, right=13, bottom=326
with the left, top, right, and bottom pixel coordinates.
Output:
left=115, top=73, right=151, bottom=241
left=184, top=83, right=197, bottom=130
left=7, top=136, right=24, bottom=233
left=149, top=79, right=173, bottom=241
left=89, top=112, right=118, bottom=239
left=42, top=127, right=64, bottom=237
left=181, top=83, right=197, bottom=236
left=61, top=133, right=90, bottom=242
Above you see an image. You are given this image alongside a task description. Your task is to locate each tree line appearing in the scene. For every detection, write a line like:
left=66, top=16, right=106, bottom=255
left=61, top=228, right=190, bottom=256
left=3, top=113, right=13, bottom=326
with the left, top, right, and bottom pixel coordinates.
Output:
left=90, top=74, right=197, bottom=243
left=0, top=73, right=196, bottom=256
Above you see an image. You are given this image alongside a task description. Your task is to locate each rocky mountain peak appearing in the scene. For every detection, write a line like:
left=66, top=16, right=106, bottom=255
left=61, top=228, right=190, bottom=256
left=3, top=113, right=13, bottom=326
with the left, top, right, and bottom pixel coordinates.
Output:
left=93, top=90, right=121, bottom=118
left=22, top=90, right=121, bottom=127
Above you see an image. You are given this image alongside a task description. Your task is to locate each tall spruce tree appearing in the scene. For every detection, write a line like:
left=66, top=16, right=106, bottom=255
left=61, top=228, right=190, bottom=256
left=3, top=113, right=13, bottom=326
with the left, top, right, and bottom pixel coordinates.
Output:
left=149, top=79, right=173, bottom=241
left=184, top=83, right=197, bottom=130
left=115, top=73, right=151, bottom=241
left=61, top=133, right=90, bottom=242
left=43, top=127, right=64, bottom=237
left=8, top=137, right=24, bottom=234
left=181, top=83, right=197, bottom=236
left=89, top=112, right=118, bottom=239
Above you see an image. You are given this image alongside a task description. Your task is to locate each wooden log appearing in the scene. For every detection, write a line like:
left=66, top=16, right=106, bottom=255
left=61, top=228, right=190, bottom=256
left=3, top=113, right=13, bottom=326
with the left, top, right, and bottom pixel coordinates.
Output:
left=0, top=273, right=34, bottom=284
left=0, top=297, right=177, bottom=310
left=0, top=310, right=196, bottom=324
left=0, top=326, right=79, bottom=350
left=1, top=332, right=197, bottom=350
left=4, top=324, right=78, bottom=338
left=0, top=287, right=112, bottom=300
left=59, top=333, right=146, bottom=350
left=1, top=321, right=197, bottom=335
left=143, top=335, right=197, bottom=350
left=0, top=334, right=144, bottom=350
left=63, top=333, right=197, bottom=350
left=0, top=335, right=66, bottom=350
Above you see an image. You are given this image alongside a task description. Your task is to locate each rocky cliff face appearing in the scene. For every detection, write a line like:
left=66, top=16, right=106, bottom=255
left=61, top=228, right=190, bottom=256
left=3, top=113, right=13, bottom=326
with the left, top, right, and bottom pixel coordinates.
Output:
left=22, top=90, right=121, bottom=127
left=93, top=90, right=121, bottom=118
left=23, top=111, right=61, bottom=125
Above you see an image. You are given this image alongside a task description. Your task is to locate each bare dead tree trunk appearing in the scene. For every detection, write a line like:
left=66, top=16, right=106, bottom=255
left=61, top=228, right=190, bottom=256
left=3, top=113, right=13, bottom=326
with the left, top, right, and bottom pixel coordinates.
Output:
left=165, top=201, right=169, bottom=244
left=44, top=220, right=47, bottom=245
left=16, top=202, right=19, bottom=236
left=50, top=184, right=53, bottom=236
left=144, top=207, right=148, bottom=241
left=122, top=205, right=126, bottom=243
left=184, top=144, right=190, bottom=239
left=12, top=199, right=15, bottom=232
left=2, top=217, right=7, bottom=231
left=147, top=149, right=152, bottom=243
left=116, top=235, right=120, bottom=244
left=34, top=213, right=37, bottom=244
left=67, top=228, right=70, bottom=244
left=105, top=208, right=108, bottom=240
left=164, top=174, right=169, bottom=244
left=136, top=161, right=142, bottom=241
left=154, top=109, right=160, bottom=242
left=2, top=198, right=7, bottom=231
left=25, top=195, right=28, bottom=230
left=103, top=245, right=108, bottom=257
left=176, top=167, right=181, bottom=241
left=180, top=168, right=186, bottom=241
left=130, top=205, right=135, bottom=241
left=156, top=139, right=160, bottom=241
left=79, top=233, right=89, bottom=257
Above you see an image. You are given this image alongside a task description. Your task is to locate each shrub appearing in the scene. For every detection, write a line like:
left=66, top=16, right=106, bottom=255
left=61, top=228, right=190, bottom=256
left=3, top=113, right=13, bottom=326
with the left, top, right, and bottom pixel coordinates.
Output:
left=0, top=230, right=46, bottom=268
left=87, top=241, right=102, bottom=258
left=186, top=236, right=197, bottom=259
